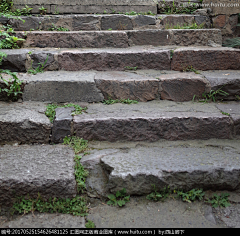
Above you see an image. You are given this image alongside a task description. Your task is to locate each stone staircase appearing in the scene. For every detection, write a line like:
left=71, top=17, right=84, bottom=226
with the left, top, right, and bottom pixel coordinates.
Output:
left=0, top=0, right=240, bottom=217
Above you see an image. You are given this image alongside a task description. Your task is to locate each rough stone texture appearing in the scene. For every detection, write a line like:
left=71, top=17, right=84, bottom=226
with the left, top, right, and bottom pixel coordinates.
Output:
left=1, top=49, right=28, bottom=72
left=200, top=70, right=240, bottom=100
left=94, top=71, right=160, bottom=101
left=23, top=31, right=129, bottom=48
left=213, top=205, right=240, bottom=228
left=22, top=71, right=104, bottom=102
left=58, top=47, right=171, bottom=71
left=159, top=72, right=211, bottom=101
left=131, top=15, right=156, bottom=29
left=0, top=102, right=51, bottom=144
left=73, top=101, right=233, bottom=142
left=228, top=14, right=239, bottom=32
left=81, top=149, right=119, bottom=198
left=161, top=15, right=195, bottom=28
left=216, top=102, right=240, bottom=137
left=2, top=213, right=85, bottom=228
left=51, top=107, right=75, bottom=144
left=100, top=146, right=240, bottom=194
left=212, top=15, right=226, bottom=28
left=9, top=16, right=42, bottom=31
left=127, top=30, right=171, bottom=46
left=0, top=145, right=77, bottom=206
left=171, top=29, right=222, bottom=46
left=171, top=47, right=240, bottom=71
left=101, top=15, right=133, bottom=30
left=72, top=15, right=101, bottom=31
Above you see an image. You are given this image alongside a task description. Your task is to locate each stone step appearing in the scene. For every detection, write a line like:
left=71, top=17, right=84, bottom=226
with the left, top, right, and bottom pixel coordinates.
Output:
left=1, top=70, right=240, bottom=103
left=0, top=144, right=77, bottom=206
left=17, top=29, right=221, bottom=48
left=0, top=70, right=212, bottom=103
left=4, top=14, right=209, bottom=31
left=12, top=0, right=157, bottom=14
left=1, top=101, right=239, bottom=145
left=2, top=46, right=240, bottom=72
left=80, top=139, right=240, bottom=196
left=0, top=102, right=51, bottom=145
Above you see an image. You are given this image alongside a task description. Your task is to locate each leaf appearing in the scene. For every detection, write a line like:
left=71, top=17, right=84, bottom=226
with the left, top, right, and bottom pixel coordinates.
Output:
left=107, top=194, right=116, bottom=201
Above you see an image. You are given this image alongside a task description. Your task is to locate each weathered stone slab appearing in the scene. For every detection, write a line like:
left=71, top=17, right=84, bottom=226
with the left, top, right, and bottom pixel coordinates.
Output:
left=100, top=146, right=240, bottom=194
left=171, top=29, right=222, bottom=46
left=73, top=101, right=233, bottom=142
left=0, top=102, right=51, bottom=144
left=159, top=72, right=211, bottom=101
left=161, top=15, right=195, bottom=28
left=171, top=47, right=240, bottom=71
left=101, top=15, right=133, bottom=30
left=22, top=71, right=104, bottom=102
left=94, top=71, right=159, bottom=101
left=216, top=102, right=240, bottom=137
left=127, top=30, right=171, bottom=46
left=0, top=145, right=77, bottom=206
left=200, top=70, right=240, bottom=101
left=2, top=213, right=85, bottom=228
left=23, top=31, right=129, bottom=48
left=58, top=47, right=171, bottom=71
left=51, top=107, right=75, bottom=144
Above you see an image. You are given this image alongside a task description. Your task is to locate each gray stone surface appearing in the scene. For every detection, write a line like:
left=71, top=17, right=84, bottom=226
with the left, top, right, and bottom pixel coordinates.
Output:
left=216, top=102, right=240, bottom=137
left=87, top=197, right=223, bottom=228
left=101, top=15, right=133, bottom=30
left=51, top=107, right=75, bottom=144
left=23, top=31, right=129, bottom=48
left=200, top=70, right=240, bottom=100
left=158, top=72, right=211, bottom=101
left=172, top=47, right=240, bottom=71
left=22, top=71, right=104, bottom=102
left=0, top=102, right=51, bottom=144
left=0, top=145, right=77, bottom=206
left=1, top=212, right=85, bottom=228
left=73, top=101, right=233, bottom=142
left=100, top=146, right=240, bottom=194
left=94, top=71, right=160, bottom=101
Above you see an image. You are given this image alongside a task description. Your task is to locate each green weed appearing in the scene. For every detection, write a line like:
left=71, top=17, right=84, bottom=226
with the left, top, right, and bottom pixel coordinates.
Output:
left=39, top=6, right=47, bottom=15
left=63, top=136, right=88, bottom=154
left=125, top=66, right=138, bottom=71
left=221, top=112, right=230, bottom=116
left=200, top=88, right=229, bottom=103
left=45, top=103, right=87, bottom=123
left=48, top=23, right=69, bottom=31
left=85, top=220, right=95, bottom=228
left=175, top=189, right=205, bottom=203
left=206, top=193, right=231, bottom=208
left=103, top=98, right=138, bottom=105
left=165, top=22, right=204, bottom=30
left=27, top=54, right=49, bottom=75
left=11, top=193, right=87, bottom=216
left=107, top=188, right=130, bottom=207
left=223, top=37, right=240, bottom=49
left=182, top=65, right=200, bottom=74
left=146, top=185, right=171, bottom=202
left=0, top=31, right=25, bottom=49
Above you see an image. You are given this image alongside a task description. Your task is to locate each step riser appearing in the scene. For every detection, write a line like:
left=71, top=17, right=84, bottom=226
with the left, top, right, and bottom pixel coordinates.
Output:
left=0, top=145, right=77, bottom=206
left=2, top=47, right=239, bottom=72
left=0, top=71, right=211, bottom=103
left=19, top=29, right=222, bottom=48
left=5, top=15, right=208, bottom=31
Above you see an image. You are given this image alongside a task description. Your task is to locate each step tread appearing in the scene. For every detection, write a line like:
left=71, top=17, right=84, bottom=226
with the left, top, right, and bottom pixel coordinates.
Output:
left=81, top=143, right=240, bottom=195
left=0, top=144, right=77, bottom=206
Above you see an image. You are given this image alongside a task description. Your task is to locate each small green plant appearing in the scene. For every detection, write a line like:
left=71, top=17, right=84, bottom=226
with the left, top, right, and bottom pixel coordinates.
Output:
left=27, top=54, right=49, bottom=75
left=48, top=23, right=69, bottom=31
left=45, top=103, right=87, bottom=123
left=165, top=22, right=204, bottom=30
left=107, top=188, right=130, bottom=207
left=63, top=136, right=88, bottom=154
left=146, top=185, right=171, bottom=202
left=103, top=98, right=138, bottom=105
left=107, top=28, right=112, bottom=31
left=200, top=87, right=229, bottom=103
left=125, top=11, right=138, bottom=15
left=236, top=95, right=240, bottom=100
left=0, top=31, right=25, bottom=49
left=223, top=37, right=240, bottom=49
left=182, top=65, right=200, bottom=74
left=85, top=220, right=95, bottom=228
left=170, top=49, right=174, bottom=59
left=103, top=10, right=107, bottom=14
left=175, top=189, right=205, bottom=203
left=125, top=66, right=138, bottom=71
left=11, top=194, right=87, bottom=216
left=221, top=112, right=230, bottom=116
left=206, top=193, right=231, bottom=208
left=39, top=6, right=47, bottom=15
